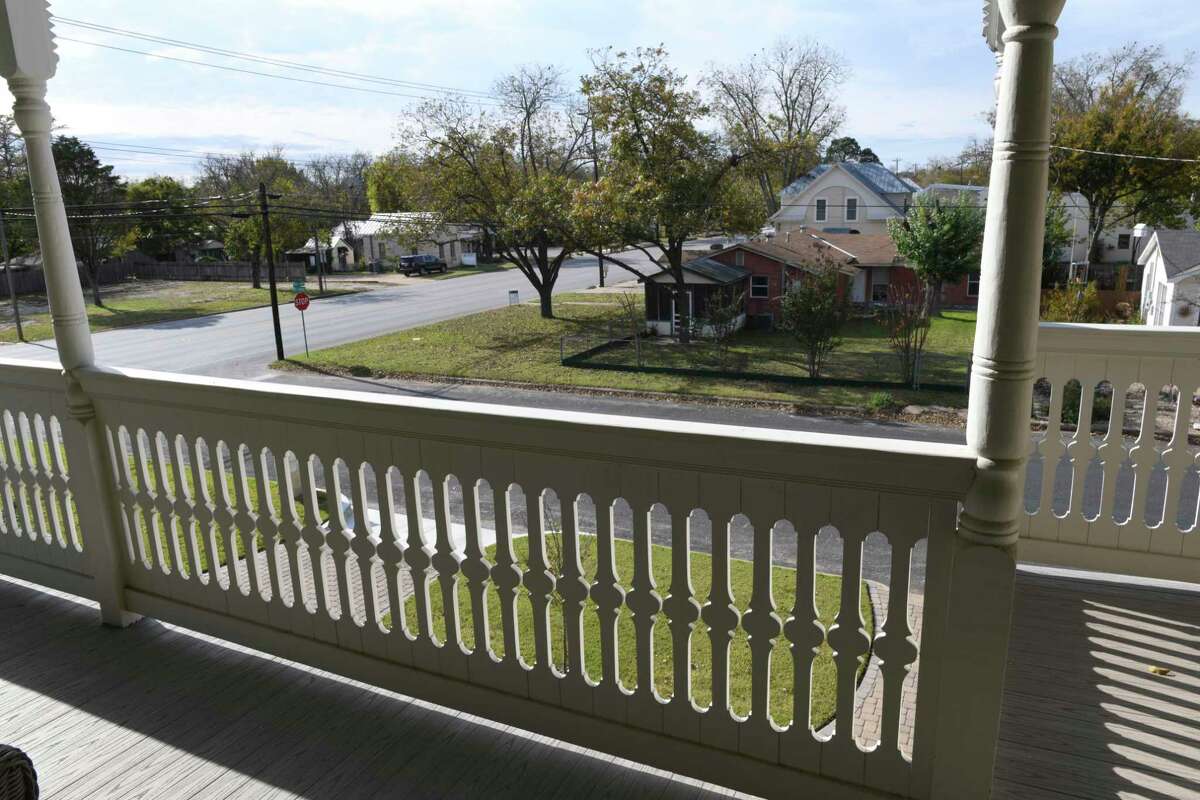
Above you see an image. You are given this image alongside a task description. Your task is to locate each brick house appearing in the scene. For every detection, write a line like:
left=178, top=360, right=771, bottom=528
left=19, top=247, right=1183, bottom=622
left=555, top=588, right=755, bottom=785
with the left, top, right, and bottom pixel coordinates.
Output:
left=642, top=238, right=859, bottom=335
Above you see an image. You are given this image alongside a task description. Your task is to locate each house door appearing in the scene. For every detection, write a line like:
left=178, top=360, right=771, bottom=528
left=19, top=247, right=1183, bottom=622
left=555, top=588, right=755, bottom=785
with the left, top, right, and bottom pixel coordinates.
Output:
left=670, top=290, right=693, bottom=336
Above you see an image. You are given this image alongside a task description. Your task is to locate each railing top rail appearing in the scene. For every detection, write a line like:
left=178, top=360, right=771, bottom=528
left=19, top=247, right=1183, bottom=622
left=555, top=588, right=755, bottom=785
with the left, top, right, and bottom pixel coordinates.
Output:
left=0, top=356, right=68, bottom=391
left=1038, top=322, right=1200, bottom=359
left=74, top=363, right=975, bottom=500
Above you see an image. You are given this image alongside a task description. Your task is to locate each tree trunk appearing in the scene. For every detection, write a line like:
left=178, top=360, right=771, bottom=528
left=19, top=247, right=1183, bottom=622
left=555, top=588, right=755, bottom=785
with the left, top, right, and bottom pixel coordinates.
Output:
left=251, top=242, right=262, bottom=289
left=538, top=284, right=554, bottom=319
left=674, top=281, right=691, bottom=344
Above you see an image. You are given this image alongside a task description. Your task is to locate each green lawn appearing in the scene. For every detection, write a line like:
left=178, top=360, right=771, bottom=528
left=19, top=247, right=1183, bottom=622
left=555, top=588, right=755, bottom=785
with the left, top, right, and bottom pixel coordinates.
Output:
left=424, top=261, right=518, bottom=281
left=0, top=281, right=353, bottom=344
left=281, top=292, right=974, bottom=410
left=393, top=534, right=873, bottom=729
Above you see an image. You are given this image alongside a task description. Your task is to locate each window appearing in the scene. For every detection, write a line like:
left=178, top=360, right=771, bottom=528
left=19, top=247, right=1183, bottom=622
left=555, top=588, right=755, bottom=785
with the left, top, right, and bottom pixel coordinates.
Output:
left=845, top=197, right=858, bottom=221
left=378, top=243, right=386, bottom=258
left=871, top=283, right=890, bottom=304
left=750, top=275, right=770, bottom=298
left=815, top=198, right=828, bottom=222
left=450, top=242, right=456, bottom=258
left=967, top=272, right=981, bottom=297
left=734, top=250, right=745, bottom=266
left=1117, top=233, right=1131, bottom=249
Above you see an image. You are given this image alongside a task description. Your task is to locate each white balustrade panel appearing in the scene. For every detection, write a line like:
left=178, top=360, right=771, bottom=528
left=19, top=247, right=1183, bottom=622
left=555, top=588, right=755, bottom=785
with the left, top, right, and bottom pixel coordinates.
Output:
left=0, top=360, right=89, bottom=588
left=80, top=365, right=973, bottom=799
left=1026, top=323, right=1200, bottom=581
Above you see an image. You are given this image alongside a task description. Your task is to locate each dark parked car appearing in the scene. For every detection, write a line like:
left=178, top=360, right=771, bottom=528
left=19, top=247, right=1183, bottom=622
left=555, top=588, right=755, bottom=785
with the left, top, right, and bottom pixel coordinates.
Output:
left=399, top=254, right=448, bottom=276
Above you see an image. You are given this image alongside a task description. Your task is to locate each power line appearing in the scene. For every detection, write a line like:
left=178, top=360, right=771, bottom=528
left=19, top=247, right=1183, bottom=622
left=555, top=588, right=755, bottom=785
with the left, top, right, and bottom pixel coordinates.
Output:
left=52, top=16, right=498, bottom=101
left=1050, top=145, right=1200, bottom=164
left=57, top=36, right=503, bottom=107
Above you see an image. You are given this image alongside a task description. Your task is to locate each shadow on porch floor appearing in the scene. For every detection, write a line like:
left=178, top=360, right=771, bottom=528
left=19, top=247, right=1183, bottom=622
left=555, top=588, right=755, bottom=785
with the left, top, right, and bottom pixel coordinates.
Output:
left=0, top=577, right=743, bottom=800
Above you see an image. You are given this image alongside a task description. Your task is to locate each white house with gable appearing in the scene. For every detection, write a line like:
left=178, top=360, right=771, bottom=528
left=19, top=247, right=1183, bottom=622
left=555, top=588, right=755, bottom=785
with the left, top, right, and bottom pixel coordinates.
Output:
left=1138, top=229, right=1200, bottom=326
left=770, top=161, right=921, bottom=237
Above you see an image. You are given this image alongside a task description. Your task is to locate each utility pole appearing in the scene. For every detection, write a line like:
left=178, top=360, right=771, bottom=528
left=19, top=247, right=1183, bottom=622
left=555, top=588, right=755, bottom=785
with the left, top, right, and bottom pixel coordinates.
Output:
left=0, top=209, right=21, bottom=341
left=259, top=182, right=284, bottom=361
left=588, top=99, right=605, bottom=288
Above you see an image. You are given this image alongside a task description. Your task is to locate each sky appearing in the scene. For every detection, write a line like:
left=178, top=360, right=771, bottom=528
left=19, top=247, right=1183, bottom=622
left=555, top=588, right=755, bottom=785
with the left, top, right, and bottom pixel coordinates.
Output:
left=40, top=0, right=1200, bottom=182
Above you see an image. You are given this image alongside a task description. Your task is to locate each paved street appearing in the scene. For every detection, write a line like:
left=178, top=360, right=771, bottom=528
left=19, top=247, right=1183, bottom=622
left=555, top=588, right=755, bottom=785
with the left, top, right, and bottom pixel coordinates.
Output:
left=0, top=247, right=663, bottom=378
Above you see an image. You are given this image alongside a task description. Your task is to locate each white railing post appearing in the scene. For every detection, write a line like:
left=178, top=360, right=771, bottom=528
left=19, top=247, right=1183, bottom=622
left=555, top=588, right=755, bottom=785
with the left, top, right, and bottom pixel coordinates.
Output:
left=930, top=1, right=1066, bottom=797
left=0, top=2, right=138, bottom=626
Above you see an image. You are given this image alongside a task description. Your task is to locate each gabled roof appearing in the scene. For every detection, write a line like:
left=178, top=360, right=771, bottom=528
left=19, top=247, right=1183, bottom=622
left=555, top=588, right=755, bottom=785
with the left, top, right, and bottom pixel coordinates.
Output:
left=707, top=238, right=869, bottom=275
left=780, top=162, right=918, bottom=213
left=1140, top=229, right=1200, bottom=280
left=679, top=257, right=749, bottom=284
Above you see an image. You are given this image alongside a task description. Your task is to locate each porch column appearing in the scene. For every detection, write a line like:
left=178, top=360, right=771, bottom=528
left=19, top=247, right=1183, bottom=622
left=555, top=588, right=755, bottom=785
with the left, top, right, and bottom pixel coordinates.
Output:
left=930, top=0, right=1065, bottom=797
left=0, top=2, right=139, bottom=626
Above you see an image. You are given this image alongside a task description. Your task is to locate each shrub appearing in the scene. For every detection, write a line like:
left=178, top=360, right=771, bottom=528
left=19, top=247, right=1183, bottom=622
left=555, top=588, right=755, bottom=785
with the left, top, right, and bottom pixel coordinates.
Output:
left=779, top=261, right=847, bottom=379
left=1041, top=281, right=1105, bottom=322
left=867, top=391, right=895, bottom=413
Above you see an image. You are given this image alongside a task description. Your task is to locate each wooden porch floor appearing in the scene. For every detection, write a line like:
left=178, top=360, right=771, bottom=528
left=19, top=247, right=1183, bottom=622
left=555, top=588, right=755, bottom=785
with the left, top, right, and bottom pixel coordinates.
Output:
left=1, top=568, right=1197, bottom=800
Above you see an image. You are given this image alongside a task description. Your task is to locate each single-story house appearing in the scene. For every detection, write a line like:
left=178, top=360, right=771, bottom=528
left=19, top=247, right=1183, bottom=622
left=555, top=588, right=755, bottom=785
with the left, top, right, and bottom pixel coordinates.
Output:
left=643, top=237, right=859, bottom=335
left=1138, top=229, right=1200, bottom=326
left=288, top=213, right=483, bottom=272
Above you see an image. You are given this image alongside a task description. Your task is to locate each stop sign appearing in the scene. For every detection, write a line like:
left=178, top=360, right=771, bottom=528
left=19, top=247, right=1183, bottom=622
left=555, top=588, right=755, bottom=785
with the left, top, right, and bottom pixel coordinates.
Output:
left=293, top=292, right=310, bottom=311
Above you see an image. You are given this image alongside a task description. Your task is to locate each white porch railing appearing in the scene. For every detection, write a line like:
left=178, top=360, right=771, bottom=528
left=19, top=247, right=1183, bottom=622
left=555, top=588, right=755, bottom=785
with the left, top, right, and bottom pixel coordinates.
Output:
left=1023, top=323, right=1200, bottom=582
left=0, top=357, right=979, bottom=800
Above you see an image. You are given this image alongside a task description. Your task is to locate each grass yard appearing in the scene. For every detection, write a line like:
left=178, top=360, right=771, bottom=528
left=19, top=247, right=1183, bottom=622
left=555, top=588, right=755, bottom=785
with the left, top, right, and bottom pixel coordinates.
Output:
left=283, top=292, right=973, bottom=410
left=391, top=534, right=873, bottom=729
left=0, top=280, right=353, bottom=344
left=424, top=261, right=518, bottom=281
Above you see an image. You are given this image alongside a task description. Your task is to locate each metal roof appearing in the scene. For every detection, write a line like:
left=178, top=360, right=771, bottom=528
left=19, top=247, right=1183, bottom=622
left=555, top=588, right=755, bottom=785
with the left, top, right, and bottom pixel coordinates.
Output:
left=1143, top=229, right=1200, bottom=280
left=780, top=162, right=918, bottom=213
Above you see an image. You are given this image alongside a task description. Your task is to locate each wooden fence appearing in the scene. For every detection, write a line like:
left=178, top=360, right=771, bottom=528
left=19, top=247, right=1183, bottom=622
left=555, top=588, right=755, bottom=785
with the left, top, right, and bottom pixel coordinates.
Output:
left=1, top=261, right=306, bottom=296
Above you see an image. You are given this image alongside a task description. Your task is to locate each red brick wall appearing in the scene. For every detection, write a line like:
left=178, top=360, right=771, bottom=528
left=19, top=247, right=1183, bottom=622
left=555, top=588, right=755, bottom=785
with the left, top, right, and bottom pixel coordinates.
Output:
left=865, top=265, right=979, bottom=308
left=711, top=249, right=789, bottom=319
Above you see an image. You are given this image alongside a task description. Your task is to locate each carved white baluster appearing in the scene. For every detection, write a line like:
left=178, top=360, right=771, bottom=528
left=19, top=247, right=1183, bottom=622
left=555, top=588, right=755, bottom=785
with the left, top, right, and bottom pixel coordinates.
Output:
left=822, top=488, right=876, bottom=784
left=348, top=459, right=382, bottom=633
left=864, top=494, right=926, bottom=795
left=401, top=468, right=439, bottom=672
left=459, top=474, right=497, bottom=678
left=148, top=429, right=187, bottom=581
left=658, top=470, right=702, bottom=743
left=1123, top=364, right=1172, bottom=551
left=522, top=481, right=562, bottom=705
left=231, top=442, right=269, bottom=609
left=1029, top=359, right=1070, bottom=539
left=274, top=446, right=317, bottom=630
left=188, top=437, right=226, bottom=597
left=1150, top=376, right=1191, bottom=556
left=372, top=461, right=412, bottom=661
left=1062, top=367, right=1104, bottom=543
left=739, top=479, right=786, bottom=764
left=699, top=474, right=742, bottom=752
left=431, top=468, right=470, bottom=678
left=293, top=452, right=339, bottom=642
left=555, top=480, right=593, bottom=712
left=590, top=464, right=629, bottom=723
left=622, top=469, right=664, bottom=731
left=490, top=475, right=530, bottom=692
left=1090, top=365, right=1137, bottom=549
left=781, top=483, right=831, bottom=773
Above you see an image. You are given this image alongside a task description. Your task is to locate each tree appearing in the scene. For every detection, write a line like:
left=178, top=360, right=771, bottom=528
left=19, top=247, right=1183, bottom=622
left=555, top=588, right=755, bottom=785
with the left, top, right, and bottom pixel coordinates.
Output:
left=196, top=150, right=314, bottom=287
left=705, top=37, right=848, bottom=214
left=1050, top=44, right=1200, bottom=261
left=125, top=175, right=211, bottom=260
left=778, top=260, right=846, bottom=378
left=703, top=287, right=745, bottom=370
left=880, top=280, right=932, bottom=387
left=398, top=64, right=591, bottom=318
left=366, top=150, right=420, bottom=212
left=1043, top=191, right=1074, bottom=271
left=826, top=136, right=867, bottom=163
left=907, top=137, right=992, bottom=186
left=887, top=191, right=985, bottom=316
left=857, top=147, right=881, bottom=164
left=575, top=47, right=764, bottom=342
left=0, top=114, right=25, bottom=180
left=53, top=136, right=130, bottom=306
